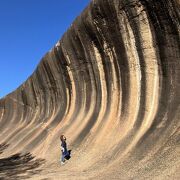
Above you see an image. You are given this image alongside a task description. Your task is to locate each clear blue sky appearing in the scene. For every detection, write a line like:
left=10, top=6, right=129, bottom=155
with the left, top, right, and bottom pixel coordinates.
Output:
left=0, top=0, right=90, bottom=98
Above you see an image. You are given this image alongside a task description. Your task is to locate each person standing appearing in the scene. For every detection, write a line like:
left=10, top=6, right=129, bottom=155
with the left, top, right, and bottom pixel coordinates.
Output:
left=60, top=135, right=69, bottom=165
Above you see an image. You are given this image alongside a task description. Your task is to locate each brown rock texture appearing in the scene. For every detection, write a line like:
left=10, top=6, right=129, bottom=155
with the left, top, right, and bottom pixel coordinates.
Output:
left=0, top=0, right=180, bottom=179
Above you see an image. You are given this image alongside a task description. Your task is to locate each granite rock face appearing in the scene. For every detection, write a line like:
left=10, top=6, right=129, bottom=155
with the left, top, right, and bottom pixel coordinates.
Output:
left=0, top=0, right=180, bottom=179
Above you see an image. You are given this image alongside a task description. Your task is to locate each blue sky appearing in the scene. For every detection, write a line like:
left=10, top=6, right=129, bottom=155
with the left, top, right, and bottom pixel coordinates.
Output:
left=0, top=0, right=90, bottom=98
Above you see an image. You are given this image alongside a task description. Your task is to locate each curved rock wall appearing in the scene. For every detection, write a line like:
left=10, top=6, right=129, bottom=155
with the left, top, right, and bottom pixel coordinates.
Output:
left=0, top=0, right=180, bottom=179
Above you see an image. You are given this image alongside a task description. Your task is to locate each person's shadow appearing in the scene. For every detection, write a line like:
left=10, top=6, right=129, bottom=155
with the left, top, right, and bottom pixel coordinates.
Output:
left=65, top=150, right=72, bottom=160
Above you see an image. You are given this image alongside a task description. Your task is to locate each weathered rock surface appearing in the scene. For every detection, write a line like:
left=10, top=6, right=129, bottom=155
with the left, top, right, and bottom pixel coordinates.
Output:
left=0, top=0, right=180, bottom=179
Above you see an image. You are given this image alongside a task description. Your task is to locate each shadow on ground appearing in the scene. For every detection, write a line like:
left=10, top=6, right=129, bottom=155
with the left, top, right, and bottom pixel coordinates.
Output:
left=0, top=143, right=45, bottom=180
left=0, top=143, right=9, bottom=155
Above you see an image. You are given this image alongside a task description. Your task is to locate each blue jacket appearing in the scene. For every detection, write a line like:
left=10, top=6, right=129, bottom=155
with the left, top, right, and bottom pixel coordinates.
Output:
left=61, top=141, right=68, bottom=155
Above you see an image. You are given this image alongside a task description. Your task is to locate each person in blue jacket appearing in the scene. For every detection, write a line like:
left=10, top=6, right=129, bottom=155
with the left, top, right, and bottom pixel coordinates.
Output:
left=60, top=135, right=70, bottom=165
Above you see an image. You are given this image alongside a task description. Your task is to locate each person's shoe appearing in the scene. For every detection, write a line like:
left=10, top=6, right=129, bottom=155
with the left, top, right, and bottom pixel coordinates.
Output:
left=61, top=161, right=65, bottom=165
